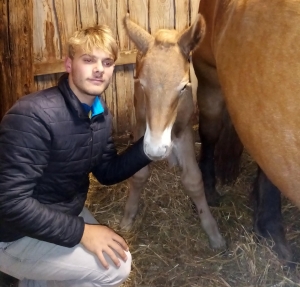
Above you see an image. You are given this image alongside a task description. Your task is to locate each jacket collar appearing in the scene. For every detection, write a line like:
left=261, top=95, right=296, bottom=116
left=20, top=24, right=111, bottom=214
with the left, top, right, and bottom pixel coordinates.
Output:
left=58, top=73, right=108, bottom=119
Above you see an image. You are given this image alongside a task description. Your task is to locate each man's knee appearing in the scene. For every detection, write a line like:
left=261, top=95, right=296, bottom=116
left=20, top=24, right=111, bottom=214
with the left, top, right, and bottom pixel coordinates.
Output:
left=108, top=251, right=132, bottom=286
left=17, top=252, right=132, bottom=287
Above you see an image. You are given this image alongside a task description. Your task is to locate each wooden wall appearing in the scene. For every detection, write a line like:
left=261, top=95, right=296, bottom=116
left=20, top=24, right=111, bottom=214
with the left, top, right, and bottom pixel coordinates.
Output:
left=1, top=0, right=200, bottom=134
left=0, top=0, right=34, bottom=120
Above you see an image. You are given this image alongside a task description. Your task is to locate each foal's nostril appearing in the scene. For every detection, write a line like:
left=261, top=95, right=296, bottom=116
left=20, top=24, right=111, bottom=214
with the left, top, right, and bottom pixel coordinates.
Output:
left=144, top=141, right=171, bottom=160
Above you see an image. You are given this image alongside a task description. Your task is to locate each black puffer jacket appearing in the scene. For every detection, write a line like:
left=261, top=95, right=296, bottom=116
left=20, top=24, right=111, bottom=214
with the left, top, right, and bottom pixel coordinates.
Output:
left=0, top=74, right=150, bottom=247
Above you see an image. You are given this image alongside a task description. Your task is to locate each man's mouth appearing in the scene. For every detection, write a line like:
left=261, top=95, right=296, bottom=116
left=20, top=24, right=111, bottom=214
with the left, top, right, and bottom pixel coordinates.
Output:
left=88, top=78, right=104, bottom=84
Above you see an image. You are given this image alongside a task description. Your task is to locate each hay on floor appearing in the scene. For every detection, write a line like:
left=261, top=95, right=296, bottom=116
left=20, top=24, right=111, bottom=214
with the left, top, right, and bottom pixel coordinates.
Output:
left=86, top=135, right=300, bottom=287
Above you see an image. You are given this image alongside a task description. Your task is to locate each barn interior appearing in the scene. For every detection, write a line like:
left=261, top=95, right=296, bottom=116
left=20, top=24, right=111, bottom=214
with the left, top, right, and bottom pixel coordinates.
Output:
left=1, top=0, right=300, bottom=286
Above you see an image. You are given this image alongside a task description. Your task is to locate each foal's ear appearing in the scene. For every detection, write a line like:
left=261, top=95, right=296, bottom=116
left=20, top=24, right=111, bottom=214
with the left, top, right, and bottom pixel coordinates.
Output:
left=178, top=14, right=206, bottom=58
left=124, top=13, right=154, bottom=54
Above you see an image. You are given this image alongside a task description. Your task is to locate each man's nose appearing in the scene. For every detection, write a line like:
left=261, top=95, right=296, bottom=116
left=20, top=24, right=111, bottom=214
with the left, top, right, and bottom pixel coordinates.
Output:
left=93, top=61, right=104, bottom=73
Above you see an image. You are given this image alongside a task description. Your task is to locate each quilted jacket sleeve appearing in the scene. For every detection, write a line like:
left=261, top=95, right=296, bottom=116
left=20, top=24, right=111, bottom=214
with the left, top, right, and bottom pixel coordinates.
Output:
left=0, top=100, right=85, bottom=247
left=92, top=134, right=151, bottom=185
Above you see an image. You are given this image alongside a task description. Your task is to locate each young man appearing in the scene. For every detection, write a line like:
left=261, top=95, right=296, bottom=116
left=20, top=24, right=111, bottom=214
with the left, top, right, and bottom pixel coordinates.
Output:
left=0, top=25, right=151, bottom=287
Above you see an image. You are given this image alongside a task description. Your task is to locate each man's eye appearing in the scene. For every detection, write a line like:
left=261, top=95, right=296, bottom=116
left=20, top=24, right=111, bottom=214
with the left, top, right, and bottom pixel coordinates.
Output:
left=103, top=60, right=114, bottom=67
left=83, top=58, right=93, bottom=63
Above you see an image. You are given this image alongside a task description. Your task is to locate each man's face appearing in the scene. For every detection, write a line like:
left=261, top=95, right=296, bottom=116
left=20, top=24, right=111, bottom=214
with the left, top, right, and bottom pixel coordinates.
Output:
left=65, top=47, right=115, bottom=105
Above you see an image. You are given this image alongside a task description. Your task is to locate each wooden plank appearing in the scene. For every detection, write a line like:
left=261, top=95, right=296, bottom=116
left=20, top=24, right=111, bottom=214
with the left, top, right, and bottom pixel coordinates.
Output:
left=33, top=50, right=138, bottom=76
left=128, top=0, right=149, bottom=30
left=95, top=0, right=117, bottom=36
left=77, top=0, right=97, bottom=28
left=191, top=0, right=201, bottom=22
left=114, top=0, right=127, bottom=133
left=10, top=0, right=34, bottom=95
left=174, top=0, right=189, bottom=31
left=103, top=62, right=118, bottom=133
left=103, top=72, right=118, bottom=134
left=117, top=0, right=130, bottom=50
left=0, top=0, right=12, bottom=119
left=114, top=0, right=136, bottom=133
left=53, top=0, right=79, bottom=57
left=33, top=0, right=61, bottom=62
left=35, top=73, right=64, bottom=91
left=114, top=64, right=135, bottom=134
left=149, top=0, right=175, bottom=33
left=0, top=0, right=34, bottom=119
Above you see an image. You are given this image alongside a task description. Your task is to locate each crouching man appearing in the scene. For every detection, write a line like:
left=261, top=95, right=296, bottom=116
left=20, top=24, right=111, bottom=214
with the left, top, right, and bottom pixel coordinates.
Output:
left=0, top=25, right=151, bottom=287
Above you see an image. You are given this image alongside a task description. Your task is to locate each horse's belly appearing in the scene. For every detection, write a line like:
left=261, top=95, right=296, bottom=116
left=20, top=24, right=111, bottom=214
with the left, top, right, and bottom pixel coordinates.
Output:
left=215, top=0, right=300, bottom=206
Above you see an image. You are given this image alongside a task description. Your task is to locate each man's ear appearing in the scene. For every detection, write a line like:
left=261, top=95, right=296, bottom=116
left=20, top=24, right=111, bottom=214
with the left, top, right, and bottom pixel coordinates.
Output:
left=65, top=57, right=72, bottom=73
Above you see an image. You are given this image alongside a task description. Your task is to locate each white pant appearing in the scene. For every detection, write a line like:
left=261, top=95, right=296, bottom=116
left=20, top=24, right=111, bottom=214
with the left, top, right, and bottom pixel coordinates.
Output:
left=0, top=208, right=131, bottom=287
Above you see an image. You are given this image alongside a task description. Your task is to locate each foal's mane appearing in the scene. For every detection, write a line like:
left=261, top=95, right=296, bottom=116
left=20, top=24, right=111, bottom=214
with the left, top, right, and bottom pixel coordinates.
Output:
left=154, top=29, right=179, bottom=46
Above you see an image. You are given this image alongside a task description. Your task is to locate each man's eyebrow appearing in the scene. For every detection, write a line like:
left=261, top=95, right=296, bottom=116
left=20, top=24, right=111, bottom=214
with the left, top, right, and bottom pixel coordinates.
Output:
left=80, top=54, right=113, bottom=61
left=80, top=54, right=95, bottom=58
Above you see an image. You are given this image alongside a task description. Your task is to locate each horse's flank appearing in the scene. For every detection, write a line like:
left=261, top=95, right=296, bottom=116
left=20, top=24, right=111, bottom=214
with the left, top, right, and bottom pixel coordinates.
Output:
left=194, top=0, right=300, bottom=206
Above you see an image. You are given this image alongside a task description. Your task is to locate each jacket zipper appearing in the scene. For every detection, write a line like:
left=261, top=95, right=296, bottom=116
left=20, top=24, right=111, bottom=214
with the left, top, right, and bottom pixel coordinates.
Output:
left=88, top=120, right=94, bottom=171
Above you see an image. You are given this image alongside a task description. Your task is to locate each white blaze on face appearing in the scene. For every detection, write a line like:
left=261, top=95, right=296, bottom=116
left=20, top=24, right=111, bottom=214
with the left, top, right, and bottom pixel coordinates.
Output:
left=144, top=122, right=173, bottom=160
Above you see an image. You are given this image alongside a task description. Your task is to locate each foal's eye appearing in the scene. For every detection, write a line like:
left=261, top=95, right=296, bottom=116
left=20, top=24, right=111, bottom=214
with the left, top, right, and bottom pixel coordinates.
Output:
left=180, top=84, right=187, bottom=93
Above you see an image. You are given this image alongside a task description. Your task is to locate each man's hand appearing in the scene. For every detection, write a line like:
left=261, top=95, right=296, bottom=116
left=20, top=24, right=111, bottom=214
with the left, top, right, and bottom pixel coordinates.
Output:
left=80, top=224, right=129, bottom=269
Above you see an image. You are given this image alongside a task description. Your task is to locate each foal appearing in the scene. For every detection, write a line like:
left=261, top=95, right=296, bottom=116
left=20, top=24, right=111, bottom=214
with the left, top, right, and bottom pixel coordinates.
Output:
left=120, top=14, right=225, bottom=249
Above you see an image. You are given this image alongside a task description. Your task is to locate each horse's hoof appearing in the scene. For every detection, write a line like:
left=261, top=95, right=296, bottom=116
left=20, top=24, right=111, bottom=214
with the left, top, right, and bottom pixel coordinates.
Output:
left=209, top=235, right=227, bottom=250
left=274, top=241, right=293, bottom=266
left=254, top=221, right=292, bottom=264
left=119, top=218, right=133, bottom=231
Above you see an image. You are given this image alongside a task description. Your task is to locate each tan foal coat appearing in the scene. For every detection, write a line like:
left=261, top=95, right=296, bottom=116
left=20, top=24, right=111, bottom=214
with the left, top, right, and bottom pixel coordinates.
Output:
left=120, top=14, right=225, bottom=249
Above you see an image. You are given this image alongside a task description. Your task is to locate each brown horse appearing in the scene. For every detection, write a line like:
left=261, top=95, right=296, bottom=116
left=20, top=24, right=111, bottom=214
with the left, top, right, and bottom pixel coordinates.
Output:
left=120, top=14, right=226, bottom=249
left=192, top=0, right=300, bottom=261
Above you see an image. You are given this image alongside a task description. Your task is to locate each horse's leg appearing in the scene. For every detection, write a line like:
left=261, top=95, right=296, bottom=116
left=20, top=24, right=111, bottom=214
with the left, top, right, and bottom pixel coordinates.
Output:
left=120, top=165, right=150, bottom=231
left=197, top=78, right=224, bottom=206
left=120, top=78, right=149, bottom=231
left=252, top=166, right=292, bottom=262
left=214, top=109, right=243, bottom=184
left=175, top=126, right=226, bottom=249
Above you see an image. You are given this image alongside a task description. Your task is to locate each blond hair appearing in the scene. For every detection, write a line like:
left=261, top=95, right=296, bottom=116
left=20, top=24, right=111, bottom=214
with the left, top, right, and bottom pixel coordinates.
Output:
left=67, top=25, right=118, bottom=61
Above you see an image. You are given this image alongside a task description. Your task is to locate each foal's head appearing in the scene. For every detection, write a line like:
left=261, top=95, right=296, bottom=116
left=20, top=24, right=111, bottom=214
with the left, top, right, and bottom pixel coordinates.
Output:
left=124, top=14, right=205, bottom=160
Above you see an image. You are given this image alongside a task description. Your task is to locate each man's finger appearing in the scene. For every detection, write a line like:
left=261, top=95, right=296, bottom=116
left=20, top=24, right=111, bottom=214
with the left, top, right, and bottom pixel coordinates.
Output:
left=97, top=251, right=109, bottom=269
left=110, top=241, right=128, bottom=262
left=104, top=247, right=121, bottom=267
left=113, top=234, right=129, bottom=251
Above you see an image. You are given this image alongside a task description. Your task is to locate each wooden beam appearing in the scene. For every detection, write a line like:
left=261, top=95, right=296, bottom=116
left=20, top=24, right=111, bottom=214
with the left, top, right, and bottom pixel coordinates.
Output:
left=0, top=0, right=11, bottom=119
left=0, top=0, right=33, bottom=119
left=33, top=50, right=138, bottom=76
